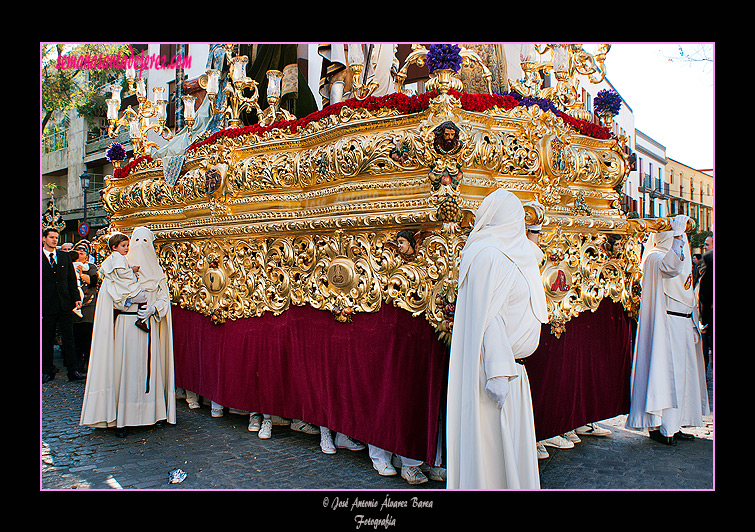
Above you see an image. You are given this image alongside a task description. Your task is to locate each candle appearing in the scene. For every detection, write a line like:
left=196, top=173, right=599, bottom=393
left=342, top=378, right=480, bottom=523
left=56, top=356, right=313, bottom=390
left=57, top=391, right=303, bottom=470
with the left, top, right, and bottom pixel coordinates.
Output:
left=182, top=95, right=196, bottom=120
left=266, top=70, right=282, bottom=99
left=520, top=43, right=536, bottom=64
left=206, top=69, right=220, bottom=95
left=106, top=98, right=119, bottom=121
left=553, top=45, right=568, bottom=73
left=231, top=57, right=248, bottom=83
left=128, top=118, right=140, bottom=139
left=136, top=78, right=146, bottom=99
left=152, top=86, right=166, bottom=103
left=110, top=83, right=121, bottom=104
left=156, top=100, right=167, bottom=122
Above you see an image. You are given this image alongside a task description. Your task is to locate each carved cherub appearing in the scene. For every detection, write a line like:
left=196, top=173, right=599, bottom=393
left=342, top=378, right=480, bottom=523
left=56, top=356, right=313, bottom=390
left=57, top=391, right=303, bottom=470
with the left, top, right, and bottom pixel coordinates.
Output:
left=387, top=228, right=432, bottom=261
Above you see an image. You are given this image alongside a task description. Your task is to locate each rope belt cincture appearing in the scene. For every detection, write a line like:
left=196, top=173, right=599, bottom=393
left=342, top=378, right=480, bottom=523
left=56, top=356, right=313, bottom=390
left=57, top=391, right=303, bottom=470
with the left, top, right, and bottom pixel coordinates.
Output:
left=113, top=309, right=152, bottom=393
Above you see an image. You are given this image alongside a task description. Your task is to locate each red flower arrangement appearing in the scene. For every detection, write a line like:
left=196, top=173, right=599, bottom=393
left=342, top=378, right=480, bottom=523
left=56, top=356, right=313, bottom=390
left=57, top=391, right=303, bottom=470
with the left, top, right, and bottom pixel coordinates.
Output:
left=113, top=155, right=153, bottom=179
left=185, top=92, right=431, bottom=153
left=556, top=111, right=611, bottom=140
left=457, top=91, right=520, bottom=113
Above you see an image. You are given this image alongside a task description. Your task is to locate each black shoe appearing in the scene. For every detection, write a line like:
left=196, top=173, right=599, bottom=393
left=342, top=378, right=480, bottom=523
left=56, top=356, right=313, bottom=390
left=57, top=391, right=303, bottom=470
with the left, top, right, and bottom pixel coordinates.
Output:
left=42, top=373, right=55, bottom=384
left=68, top=370, right=87, bottom=381
left=114, top=427, right=128, bottom=438
left=648, top=429, right=676, bottom=445
left=674, top=431, right=695, bottom=441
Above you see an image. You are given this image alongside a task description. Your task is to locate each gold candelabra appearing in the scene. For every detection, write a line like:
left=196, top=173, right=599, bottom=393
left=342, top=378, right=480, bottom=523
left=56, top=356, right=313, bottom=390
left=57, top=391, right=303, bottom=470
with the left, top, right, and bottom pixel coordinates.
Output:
left=510, top=43, right=610, bottom=119
left=106, top=70, right=195, bottom=158
left=347, top=44, right=379, bottom=100
left=201, top=44, right=292, bottom=129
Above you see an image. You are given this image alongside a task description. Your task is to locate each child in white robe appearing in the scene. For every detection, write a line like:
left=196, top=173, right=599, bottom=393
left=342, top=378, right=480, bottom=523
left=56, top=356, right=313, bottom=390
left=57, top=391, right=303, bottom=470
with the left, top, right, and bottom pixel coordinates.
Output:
left=80, top=229, right=176, bottom=436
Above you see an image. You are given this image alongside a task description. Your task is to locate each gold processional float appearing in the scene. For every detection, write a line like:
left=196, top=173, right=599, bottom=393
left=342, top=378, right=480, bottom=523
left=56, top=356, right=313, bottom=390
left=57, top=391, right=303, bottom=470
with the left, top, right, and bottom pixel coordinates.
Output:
left=95, top=43, right=694, bottom=343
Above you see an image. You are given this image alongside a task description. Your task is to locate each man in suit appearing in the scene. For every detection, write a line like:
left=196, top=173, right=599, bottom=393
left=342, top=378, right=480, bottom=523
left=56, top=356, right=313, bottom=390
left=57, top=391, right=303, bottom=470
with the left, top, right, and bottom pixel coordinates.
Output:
left=42, top=227, right=85, bottom=383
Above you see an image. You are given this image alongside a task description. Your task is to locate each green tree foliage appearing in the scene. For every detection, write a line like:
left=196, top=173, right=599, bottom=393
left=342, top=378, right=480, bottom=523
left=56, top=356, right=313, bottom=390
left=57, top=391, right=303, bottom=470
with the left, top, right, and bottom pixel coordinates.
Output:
left=41, top=43, right=130, bottom=133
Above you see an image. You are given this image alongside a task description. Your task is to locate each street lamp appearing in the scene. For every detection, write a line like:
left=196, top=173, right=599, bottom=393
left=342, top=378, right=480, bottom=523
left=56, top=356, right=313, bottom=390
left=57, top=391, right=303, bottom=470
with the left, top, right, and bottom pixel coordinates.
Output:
left=80, top=171, right=90, bottom=223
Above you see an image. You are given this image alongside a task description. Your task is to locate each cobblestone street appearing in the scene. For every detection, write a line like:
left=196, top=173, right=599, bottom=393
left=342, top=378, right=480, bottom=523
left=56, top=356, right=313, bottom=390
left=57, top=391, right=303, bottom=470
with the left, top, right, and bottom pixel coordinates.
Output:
left=42, top=345, right=713, bottom=493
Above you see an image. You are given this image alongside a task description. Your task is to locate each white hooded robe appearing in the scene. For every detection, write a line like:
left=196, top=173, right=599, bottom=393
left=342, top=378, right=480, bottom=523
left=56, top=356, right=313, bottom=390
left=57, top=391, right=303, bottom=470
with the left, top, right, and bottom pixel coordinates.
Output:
left=625, top=231, right=709, bottom=435
left=80, top=227, right=176, bottom=428
left=447, top=189, right=548, bottom=489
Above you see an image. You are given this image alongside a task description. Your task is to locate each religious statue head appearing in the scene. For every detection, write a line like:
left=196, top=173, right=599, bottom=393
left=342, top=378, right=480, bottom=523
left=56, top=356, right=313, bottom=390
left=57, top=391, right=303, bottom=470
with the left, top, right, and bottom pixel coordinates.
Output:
left=433, top=121, right=461, bottom=154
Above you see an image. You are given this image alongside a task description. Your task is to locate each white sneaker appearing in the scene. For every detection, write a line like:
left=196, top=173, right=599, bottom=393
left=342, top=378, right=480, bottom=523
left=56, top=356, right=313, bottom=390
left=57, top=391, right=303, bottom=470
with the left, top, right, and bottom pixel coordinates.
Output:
left=541, top=435, right=574, bottom=449
left=564, top=430, right=581, bottom=443
left=575, top=423, right=612, bottom=437
left=401, top=465, right=428, bottom=485
left=211, top=407, right=224, bottom=418
left=373, top=461, right=398, bottom=476
left=291, top=419, right=320, bottom=434
left=248, top=413, right=262, bottom=432
left=258, top=418, right=272, bottom=439
left=186, top=391, right=200, bottom=409
left=536, top=442, right=549, bottom=459
left=334, top=433, right=365, bottom=451
left=320, top=430, right=336, bottom=455
left=270, top=415, right=290, bottom=426
left=427, top=466, right=447, bottom=482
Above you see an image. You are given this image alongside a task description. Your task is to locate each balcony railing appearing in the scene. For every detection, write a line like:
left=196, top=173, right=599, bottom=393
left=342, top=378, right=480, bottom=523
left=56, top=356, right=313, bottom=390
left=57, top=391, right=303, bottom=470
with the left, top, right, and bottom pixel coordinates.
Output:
left=86, top=128, right=130, bottom=156
left=639, top=174, right=669, bottom=197
left=43, top=129, right=68, bottom=154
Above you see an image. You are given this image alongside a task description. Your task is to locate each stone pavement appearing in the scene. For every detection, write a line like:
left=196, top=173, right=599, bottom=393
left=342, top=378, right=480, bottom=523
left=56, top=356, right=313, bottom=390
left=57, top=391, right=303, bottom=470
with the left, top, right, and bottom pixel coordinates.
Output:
left=41, top=348, right=714, bottom=492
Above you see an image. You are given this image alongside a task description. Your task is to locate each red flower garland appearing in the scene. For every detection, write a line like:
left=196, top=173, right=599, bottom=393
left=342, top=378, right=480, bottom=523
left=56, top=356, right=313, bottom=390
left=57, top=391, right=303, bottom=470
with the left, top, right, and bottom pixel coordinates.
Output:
left=113, top=91, right=610, bottom=177
left=556, top=111, right=611, bottom=140
left=113, top=155, right=153, bottom=179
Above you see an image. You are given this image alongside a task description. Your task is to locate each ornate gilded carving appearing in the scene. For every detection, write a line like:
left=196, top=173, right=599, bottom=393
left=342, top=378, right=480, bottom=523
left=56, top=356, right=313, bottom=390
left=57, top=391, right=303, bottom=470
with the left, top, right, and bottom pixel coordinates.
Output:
left=155, top=224, right=464, bottom=339
left=538, top=227, right=643, bottom=337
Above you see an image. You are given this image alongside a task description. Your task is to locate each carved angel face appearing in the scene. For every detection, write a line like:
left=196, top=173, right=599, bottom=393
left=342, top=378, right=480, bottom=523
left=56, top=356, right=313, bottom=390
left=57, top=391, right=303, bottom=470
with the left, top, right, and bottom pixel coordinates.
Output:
left=397, top=236, right=414, bottom=255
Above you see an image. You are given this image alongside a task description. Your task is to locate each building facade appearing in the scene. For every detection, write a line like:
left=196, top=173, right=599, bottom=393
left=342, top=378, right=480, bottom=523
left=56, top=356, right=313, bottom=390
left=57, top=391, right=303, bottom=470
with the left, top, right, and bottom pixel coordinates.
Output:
left=666, top=158, right=713, bottom=231
left=634, top=128, right=670, bottom=219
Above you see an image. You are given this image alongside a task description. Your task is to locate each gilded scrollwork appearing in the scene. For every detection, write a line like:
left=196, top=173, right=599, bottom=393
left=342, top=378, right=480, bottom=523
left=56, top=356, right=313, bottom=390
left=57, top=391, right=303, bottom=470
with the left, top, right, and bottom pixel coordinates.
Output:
left=156, top=224, right=464, bottom=338
left=538, top=227, right=643, bottom=337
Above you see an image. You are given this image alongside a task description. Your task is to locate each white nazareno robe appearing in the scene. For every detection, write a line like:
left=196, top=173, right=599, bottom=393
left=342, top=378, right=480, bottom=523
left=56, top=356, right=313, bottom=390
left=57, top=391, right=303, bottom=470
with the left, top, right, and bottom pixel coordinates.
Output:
left=80, top=228, right=175, bottom=429
left=625, top=232, right=709, bottom=435
left=447, top=189, right=547, bottom=489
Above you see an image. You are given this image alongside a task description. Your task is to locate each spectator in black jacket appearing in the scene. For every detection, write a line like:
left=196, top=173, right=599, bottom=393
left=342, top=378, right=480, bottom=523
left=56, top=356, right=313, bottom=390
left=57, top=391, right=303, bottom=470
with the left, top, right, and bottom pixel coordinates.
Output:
left=699, top=234, right=713, bottom=372
left=42, top=228, right=86, bottom=383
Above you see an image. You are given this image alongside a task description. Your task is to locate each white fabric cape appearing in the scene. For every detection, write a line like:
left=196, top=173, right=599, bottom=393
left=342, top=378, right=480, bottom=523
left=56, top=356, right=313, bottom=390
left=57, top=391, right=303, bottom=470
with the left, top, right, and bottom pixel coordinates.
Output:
left=625, top=232, right=709, bottom=432
left=80, top=227, right=176, bottom=428
left=447, top=189, right=547, bottom=489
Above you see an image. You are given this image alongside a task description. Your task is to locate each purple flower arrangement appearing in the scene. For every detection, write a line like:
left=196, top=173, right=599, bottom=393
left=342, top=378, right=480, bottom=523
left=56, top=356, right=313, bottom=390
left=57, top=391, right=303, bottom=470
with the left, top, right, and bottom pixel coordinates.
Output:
left=106, top=142, right=127, bottom=162
left=505, top=92, right=562, bottom=116
left=594, top=89, right=622, bottom=116
left=425, top=44, right=463, bottom=73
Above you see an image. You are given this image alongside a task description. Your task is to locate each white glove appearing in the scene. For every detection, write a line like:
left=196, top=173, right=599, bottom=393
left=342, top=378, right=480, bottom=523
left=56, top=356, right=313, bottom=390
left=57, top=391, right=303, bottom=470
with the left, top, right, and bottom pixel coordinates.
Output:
left=671, top=215, right=689, bottom=237
left=137, top=304, right=156, bottom=320
left=131, top=291, right=148, bottom=305
left=485, top=376, right=510, bottom=409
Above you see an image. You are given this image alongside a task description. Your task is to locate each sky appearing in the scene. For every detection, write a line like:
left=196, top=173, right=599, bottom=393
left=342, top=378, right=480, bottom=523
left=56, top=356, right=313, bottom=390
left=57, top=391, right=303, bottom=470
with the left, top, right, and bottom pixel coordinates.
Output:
left=597, top=43, right=714, bottom=172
